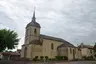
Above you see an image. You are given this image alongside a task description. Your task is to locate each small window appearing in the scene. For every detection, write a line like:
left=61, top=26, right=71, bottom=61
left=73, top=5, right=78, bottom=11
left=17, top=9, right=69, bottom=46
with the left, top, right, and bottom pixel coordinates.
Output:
left=51, top=43, right=54, bottom=50
left=34, top=29, right=37, bottom=35
left=74, top=49, right=76, bottom=53
left=70, top=48, right=72, bottom=54
left=73, top=49, right=75, bottom=54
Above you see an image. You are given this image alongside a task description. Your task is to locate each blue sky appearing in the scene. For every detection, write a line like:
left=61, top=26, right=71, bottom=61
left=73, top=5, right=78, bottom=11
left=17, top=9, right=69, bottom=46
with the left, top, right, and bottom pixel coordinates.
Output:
left=0, top=0, right=96, bottom=49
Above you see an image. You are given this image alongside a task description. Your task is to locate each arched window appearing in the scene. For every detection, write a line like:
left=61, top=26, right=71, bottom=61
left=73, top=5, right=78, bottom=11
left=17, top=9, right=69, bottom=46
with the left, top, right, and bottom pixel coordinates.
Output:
left=51, top=43, right=54, bottom=50
left=34, top=29, right=37, bottom=35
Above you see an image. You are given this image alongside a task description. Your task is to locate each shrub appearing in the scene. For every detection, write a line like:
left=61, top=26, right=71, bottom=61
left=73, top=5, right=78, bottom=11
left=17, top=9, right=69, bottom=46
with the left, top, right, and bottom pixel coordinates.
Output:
left=60, top=56, right=63, bottom=60
left=33, top=58, right=37, bottom=61
left=45, top=56, right=48, bottom=60
left=33, top=56, right=38, bottom=61
left=87, top=56, right=94, bottom=60
left=48, top=58, right=52, bottom=61
left=35, top=56, right=38, bottom=59
left=55, top=56, right=68, bottom=60
left=94, top=54, right=96, bottom=57
left=55, top=56, right=59, bottom=60
left=40, top=56, right=44, bottom=60
left=82, top=56, right=94, bottom=60
left=64, top=56, right=68, bottom=60
left=56, top=56, right=61, bottom=60
left=82, top=56, right=86, bottom=60
left=55, top=56, right=63, bottom=60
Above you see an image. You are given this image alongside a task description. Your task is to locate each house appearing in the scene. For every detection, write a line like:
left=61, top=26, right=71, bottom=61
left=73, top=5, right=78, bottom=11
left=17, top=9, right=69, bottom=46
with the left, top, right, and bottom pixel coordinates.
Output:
left=78, top=43, right=94, bottom=58
left=57, top=44, right=82, bottom=60
left=0, top=52, right=20, bottom=60
left=21, top=11, right=82, bottom=60
left=17, top=49, right=21, bottom=54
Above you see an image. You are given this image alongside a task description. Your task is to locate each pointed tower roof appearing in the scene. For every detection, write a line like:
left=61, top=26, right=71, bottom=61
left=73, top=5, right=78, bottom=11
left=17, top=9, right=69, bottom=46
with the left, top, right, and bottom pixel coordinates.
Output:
left=31, top=10, right=36, bottom=22
left=26, top=10, right=41, bottom=28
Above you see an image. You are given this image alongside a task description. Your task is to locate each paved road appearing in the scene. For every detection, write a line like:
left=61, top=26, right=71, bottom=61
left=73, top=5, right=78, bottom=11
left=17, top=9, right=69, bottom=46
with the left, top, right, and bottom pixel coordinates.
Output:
left=52, top=61, right=96, bottom=64
left=0, top=60, right=96, bottom=64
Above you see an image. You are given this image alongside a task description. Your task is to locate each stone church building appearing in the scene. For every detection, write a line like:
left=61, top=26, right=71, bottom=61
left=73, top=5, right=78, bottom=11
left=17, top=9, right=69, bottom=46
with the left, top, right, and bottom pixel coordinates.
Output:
left=21, top=11, right=82, bottom=60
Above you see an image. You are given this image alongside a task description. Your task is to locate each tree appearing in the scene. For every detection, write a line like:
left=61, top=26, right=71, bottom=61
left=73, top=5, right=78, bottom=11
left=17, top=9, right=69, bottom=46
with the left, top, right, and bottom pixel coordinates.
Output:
left=0, top=29, right=19, bottom=52
left=93, top=43, right=96, bottom=57
left=93, top=43, right=96, bottom=52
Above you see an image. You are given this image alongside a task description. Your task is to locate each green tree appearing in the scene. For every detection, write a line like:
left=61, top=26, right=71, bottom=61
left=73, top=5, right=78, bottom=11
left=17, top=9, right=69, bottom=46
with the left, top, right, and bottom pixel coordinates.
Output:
left=93, top=43, right=96, bottom=57
left=0, top=29, right=19, bottom=52
left=93, top=43, right=96, bottom=52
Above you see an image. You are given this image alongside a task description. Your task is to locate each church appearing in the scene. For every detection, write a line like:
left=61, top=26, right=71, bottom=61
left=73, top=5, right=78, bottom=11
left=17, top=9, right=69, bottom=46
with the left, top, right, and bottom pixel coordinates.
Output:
left=21, top=11, right=82, bottom=60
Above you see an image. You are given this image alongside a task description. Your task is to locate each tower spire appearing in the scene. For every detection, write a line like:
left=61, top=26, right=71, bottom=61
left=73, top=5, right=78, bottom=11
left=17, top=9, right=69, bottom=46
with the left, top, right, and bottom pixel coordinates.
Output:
left=32, top=7, right=36, bottom=22
left=26, top=7, right=41, bottom=28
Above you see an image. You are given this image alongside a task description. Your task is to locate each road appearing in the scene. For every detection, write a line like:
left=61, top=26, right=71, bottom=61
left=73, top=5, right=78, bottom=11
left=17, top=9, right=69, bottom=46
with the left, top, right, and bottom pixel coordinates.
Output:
left=52, top=61, right=96, bottom=64
left=0, top=60, right=96, bottom=64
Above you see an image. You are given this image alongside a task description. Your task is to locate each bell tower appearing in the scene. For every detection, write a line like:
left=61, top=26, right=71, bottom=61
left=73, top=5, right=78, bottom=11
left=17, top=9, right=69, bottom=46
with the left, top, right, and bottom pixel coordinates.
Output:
left=25, top=11, right=41, bottom=44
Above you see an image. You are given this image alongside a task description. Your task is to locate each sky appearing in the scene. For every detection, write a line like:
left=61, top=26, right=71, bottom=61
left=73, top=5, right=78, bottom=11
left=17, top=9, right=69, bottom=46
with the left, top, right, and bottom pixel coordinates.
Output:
left=0, top=0, right=96, bottom=49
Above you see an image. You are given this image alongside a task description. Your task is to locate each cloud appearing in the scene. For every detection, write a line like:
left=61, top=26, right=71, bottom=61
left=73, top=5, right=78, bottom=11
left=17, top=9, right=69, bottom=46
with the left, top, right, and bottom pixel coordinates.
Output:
left=0, top=0, right=96, bottom=49
left=0, top=11, right=17, bottom=30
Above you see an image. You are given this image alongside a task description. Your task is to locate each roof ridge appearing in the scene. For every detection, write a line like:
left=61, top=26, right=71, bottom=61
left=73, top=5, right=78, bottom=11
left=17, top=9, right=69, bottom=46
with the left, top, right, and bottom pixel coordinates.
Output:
left=40, top=34, right=71, bottom=44
left=40, top=34, right=63, bottom=40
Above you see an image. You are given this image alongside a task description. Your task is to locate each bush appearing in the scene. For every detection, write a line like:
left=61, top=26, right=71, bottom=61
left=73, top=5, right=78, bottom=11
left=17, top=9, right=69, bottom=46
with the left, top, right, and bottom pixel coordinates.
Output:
left=64, top=56, right=68, bottom=60
left=94, top=54, right=96, bottom=57
left=48, top=58, right=56, bottom=61
left=87, top=56, right=94, bottom=60
left=35, top=56, right=38, bottom=59
left=33, top=56, right=38, bottom=61
left=33, top=58, right=37, bottom=61
left=55, top=56, right=68, bottom=61
left=48, top=58, right=52, bottom=61
left=55, top=56, right=63, bottom=60
left=45, top=56, right=48, bottom=60
left=82, top=56, right=94, bottom=60
left=55, top=56, right=60, bottom=60
left=60, top=56, right=64, bottom=60
left=40, top=56, right=44, bottom=60
left=82, top=56, right=86, bottom=60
